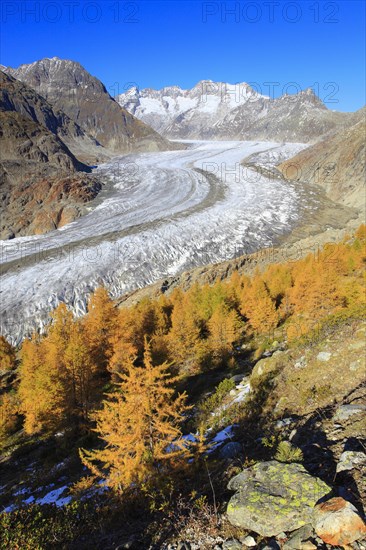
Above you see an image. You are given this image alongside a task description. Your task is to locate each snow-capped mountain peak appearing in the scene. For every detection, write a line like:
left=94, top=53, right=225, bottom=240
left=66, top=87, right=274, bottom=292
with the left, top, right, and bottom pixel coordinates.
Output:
left=117, top=80, right=267, bottom=135
left=117, top=80, right=349, bottom=142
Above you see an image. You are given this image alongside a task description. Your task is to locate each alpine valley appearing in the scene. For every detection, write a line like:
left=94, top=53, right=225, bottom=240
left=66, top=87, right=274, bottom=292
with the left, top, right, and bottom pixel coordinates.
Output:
left=0, top=56, right=365, bottom=550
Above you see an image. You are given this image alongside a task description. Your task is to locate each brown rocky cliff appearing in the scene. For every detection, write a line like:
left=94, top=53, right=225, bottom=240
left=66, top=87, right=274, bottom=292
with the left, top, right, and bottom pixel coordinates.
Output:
left=0, top=111, right=101, bottom=239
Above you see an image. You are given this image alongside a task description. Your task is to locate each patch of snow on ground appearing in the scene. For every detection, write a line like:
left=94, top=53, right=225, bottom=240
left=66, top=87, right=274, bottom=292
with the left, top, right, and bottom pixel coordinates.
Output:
left=36, top=485, right=71, bottom=506
left=2, top=504, right=16, bottom=513
left=211, top=424, right=236, bottom=444
left=14, top=487, right=29, bottom=496
left=233, top=382, right=251, bottom=403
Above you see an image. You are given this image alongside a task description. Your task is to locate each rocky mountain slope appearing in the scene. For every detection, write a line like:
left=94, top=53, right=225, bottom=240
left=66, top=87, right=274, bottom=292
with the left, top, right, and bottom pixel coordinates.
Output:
left=117, top=81, right=353, bottom=142
left=0, top=63, right=183, bottom=239
left=0, top=71, right=104, bottom=238
left=0, top=70, right=107, bottom=165
left=277, top=110, right=366, bottom=209
left=220, top=317, right=366, bottom=550
left=5, top=58, right=179, bottom=154
left=215, top=88, right=352, bottom=143
left=0, top=110, right=102, bottom=238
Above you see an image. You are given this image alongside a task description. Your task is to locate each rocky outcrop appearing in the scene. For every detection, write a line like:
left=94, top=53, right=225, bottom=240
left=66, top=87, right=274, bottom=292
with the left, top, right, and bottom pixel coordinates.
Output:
left=226, top=461, right=331, bottom=536
left=0, top=68, right=116, bottom=238
left=277, top=114, right=366, bottom=209
left=249, top=350, right=285, bottom=386
left=1, top=170, right=102, bottom=238
left=282, top=525, right=316, bottom=549
left=313, top=497, right=366, bottom=546
left=5, top=58, right=180, bottom=154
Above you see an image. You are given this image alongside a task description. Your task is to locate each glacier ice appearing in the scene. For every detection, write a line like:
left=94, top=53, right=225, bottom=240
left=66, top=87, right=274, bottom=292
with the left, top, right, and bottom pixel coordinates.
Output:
left=0, top=140, right=309, bottom=343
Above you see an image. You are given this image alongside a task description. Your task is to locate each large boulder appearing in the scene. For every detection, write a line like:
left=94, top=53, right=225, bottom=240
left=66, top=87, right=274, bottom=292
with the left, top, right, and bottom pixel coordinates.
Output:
left=313, top=497, right=366, bottom=546
left=227, top=461, right=331, bottom=537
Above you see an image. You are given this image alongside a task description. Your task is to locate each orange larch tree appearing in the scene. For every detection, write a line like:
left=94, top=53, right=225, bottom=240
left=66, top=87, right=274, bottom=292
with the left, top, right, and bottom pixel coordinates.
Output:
left=64, top=320, right=96, bottom=423
left=84, top=288, right=118, bottom=375
left=207, top=303, right=242, bottom=366
left=168, top=291, right=202, bottom=367
left=108, top=308, right=139, bottom=379
left=0, top=336, right=16, bottom=373
left=19, top=336, right=68, bottom=435
left=80, top=339, right=190, bottom=493
left=240, top=275, right=279, bottom=334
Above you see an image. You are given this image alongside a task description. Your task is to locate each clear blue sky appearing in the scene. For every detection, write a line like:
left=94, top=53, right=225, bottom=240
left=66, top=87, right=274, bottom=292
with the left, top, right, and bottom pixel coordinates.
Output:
left=1, top=0, right=365, bottom=111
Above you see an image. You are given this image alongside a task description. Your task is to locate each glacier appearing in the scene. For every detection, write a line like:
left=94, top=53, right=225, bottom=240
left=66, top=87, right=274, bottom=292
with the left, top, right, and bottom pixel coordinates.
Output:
left=0, top=140, right=309, bottom=344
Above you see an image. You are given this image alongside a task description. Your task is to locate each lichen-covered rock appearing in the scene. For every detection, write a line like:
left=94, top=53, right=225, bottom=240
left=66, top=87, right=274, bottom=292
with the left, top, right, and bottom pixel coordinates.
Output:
left=297, top=543, right=316, bottom=550
left=227, top=461, right=331, bottom=537
left=313, top=497, right=366, bottom=546
left=250, top=352, right=284, bottom=384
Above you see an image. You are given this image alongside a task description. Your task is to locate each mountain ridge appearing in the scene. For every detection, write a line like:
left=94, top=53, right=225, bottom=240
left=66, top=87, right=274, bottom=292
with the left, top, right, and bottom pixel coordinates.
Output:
left=0, top=70, right=107, bottom=164
left=117, top=81, right=354, bottom=142
left=5, top=57, right=180, bottom=154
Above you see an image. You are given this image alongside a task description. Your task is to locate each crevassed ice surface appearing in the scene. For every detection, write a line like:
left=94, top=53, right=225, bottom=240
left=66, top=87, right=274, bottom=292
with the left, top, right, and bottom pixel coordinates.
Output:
left=0, top=140, right=309, bottom=343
